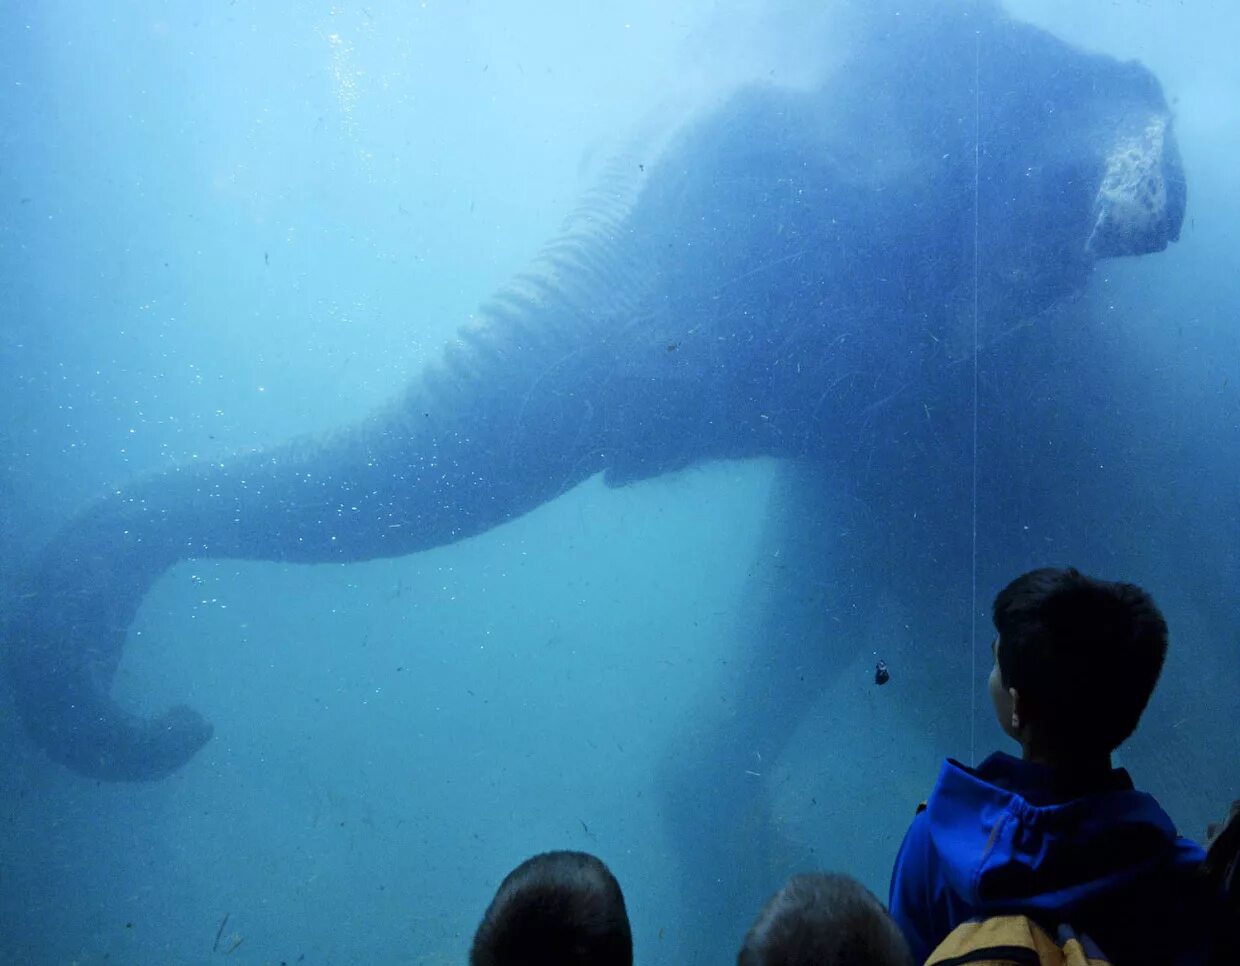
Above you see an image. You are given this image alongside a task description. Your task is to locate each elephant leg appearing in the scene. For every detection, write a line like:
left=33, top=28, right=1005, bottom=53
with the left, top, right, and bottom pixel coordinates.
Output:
left=656, top=454, right=978, bottom=960
left=655, top=462, right=880, bottom=957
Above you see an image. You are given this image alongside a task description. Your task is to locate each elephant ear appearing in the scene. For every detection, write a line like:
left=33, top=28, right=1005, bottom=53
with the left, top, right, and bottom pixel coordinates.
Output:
left=599, top=297, right=725, bottom=487
left=600, top=375, right=716, bottom=487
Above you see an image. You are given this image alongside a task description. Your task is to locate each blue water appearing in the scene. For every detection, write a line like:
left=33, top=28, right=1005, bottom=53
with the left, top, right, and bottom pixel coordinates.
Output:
left=1, top=2, right=1237, bottom=963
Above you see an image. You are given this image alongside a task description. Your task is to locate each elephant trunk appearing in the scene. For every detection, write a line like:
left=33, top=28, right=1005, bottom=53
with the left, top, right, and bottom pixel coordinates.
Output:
left=7, top=242, right=631, bottom=779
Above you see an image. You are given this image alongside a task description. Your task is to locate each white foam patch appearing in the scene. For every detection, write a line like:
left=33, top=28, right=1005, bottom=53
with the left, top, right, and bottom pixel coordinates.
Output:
left=1088, top=116, right=1170, bottom=256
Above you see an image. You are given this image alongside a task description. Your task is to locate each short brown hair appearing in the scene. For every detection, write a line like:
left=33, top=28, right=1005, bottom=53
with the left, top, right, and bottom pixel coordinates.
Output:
left=738, top=872, right=913, bottom=966
left=470, top=851, right=632, bottom=966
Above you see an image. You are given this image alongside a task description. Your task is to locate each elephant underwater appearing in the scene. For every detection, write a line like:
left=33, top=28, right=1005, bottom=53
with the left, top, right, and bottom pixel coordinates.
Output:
left=7, top=0, right=1185, bottom=794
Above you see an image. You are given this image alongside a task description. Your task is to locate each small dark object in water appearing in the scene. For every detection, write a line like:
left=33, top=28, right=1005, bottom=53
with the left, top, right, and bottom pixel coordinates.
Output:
left=874, top=660, right=890, bottom=686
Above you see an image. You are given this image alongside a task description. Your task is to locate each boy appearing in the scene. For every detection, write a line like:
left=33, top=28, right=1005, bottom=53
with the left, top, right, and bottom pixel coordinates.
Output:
left=469, top=850, right=632, bottom=966
left=888, top=567, right=1205, bottom=965
left=739, top=872, right=913, bottom=966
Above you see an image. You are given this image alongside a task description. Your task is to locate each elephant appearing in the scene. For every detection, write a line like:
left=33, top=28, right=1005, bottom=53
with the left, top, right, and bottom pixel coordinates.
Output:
left=7, top=0, right=1185, bottom=812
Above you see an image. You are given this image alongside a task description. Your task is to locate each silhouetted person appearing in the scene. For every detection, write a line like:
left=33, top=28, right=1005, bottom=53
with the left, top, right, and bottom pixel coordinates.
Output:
left=890, top=567, right=1205, bottom=964
left=1204, top=799, right=1240, bottom=966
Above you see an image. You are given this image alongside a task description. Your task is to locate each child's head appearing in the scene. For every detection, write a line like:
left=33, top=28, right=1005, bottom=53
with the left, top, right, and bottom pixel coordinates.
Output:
left=989, top=567, right=1167, bottom=763
left=737, top=872, right=913, bottom=966
left=469, top=850, right=632, bottom=966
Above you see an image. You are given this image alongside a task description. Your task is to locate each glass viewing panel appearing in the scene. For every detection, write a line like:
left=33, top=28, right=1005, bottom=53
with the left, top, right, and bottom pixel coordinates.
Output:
left=0, top=3, right=1234, bottom=964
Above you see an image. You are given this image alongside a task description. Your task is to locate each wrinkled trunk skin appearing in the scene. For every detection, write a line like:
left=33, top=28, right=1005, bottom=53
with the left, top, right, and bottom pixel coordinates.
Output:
left=7, top=308, right=623, bottom=779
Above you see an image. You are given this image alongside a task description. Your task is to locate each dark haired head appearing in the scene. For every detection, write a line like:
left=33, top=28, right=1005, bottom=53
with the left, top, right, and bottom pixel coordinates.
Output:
left=470, top=850, right=632, bottom=966
left=992, top=567, right=1167, bottom=758
left=738, top=872, right=913, bottom=966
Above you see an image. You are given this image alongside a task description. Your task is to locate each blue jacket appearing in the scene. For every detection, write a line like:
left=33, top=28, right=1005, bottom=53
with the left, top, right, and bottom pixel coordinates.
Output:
left=888, top=753, right=1206, bottom=965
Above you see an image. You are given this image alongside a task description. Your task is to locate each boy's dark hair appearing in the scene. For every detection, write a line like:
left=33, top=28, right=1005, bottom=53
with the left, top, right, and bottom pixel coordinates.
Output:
left=992, top=567, right=1168, bottom=757
left=738, top=872, right=913, bottom=966
left=469, top=850, right=632, bottom=966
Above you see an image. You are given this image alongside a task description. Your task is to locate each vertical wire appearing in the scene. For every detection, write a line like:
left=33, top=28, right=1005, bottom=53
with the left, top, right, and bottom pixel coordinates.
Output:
left=969, top=13, right=982, bottom=767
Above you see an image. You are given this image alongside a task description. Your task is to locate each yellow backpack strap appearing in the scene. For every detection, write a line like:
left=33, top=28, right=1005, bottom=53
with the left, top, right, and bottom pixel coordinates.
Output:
left=925, top=915, right=1108, bottom=966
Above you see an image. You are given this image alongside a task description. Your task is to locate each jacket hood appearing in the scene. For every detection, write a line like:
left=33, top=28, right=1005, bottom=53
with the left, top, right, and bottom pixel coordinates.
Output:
left=926, top=753, right=1185, bottom=914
